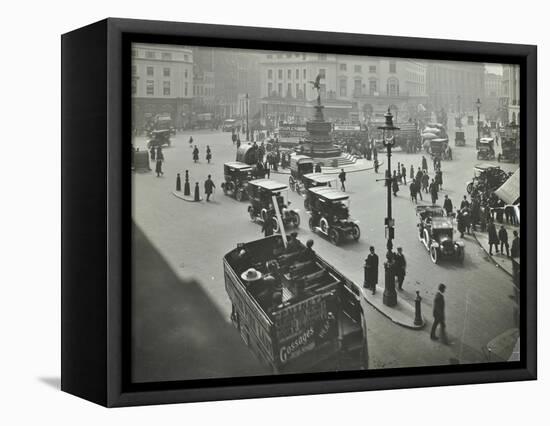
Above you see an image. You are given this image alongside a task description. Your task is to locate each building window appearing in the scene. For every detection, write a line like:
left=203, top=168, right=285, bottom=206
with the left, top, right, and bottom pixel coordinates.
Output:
left=387, top=77, right=399, bottom=95
left=132, top=65, right=137, bottom=75
left=278, top=69, right=283, bottom=79
left=354, top=65, right=362, bottom=73
left=145, top=51, right=156, bottom=59
left=268, top=69, right=273, bottom=79
left=369, top=78, right=377, bottom=95
left=287, top=69, right=291, bottom=79
left=184, top=69, right=188, bottom=78
left=287, top=83, right=292, bottom=97
left=319, top=68, right=326, bottom=78
left=163, top=81, right=170, bottom=96
left=268, top=82, right=273, bottom=96
left=296, top=83, right=300, bottom=98
left=278, top=83, right=282, bottom=96
left=354, top=79, right=362, bottom=96
left=131, top=79, right=137, bottom=95
left=296, top=69, right=299, bottom=79
left=369, top=65, right=376, bottom=73
left=146, top=80, right=154, bottom=95
left=389, top=61, right=397, bottom=73
left=340, top=63, right=347, bottom=71
left=146, top=66, right=154, bottom=76
left=318, top=54, right=327, bottom=60
left=161, top=52, right=172, bottom=60
left=303, top=69, right=307, bottom=79
left=163, top=67, right=170, bottom=77
left=339, top=78, right=347, bottom=97
left=303, top=83, right=307, bottom=98
left=184, top=83, right=188, bottom=97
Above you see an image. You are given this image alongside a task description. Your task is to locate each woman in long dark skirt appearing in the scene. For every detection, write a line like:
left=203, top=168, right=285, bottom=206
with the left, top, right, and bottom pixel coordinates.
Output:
left=206, top=145, right=212, bottom=163
left=193, top=145, right=199, bottom=163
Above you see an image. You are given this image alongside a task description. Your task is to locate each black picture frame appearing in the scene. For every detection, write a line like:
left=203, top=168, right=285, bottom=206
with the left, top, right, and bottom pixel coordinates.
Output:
left=61, top=18, right=537, bottom=407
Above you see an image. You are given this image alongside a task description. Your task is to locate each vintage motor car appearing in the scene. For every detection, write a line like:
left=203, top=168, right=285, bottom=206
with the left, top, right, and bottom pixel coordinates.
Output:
left=455, top=130, right=466, bottom=146
left=429, top=138, right=452, bottom=160
left=466, top=164, right=511, bottom=194
left=477, top=137, right=495, bottom=160
left=223, top=234, right=368, bottom=373
left=146, top=129, right=171, bottom=148
left=288, top=155, right=314, bottom=194
left=301, top=173, right=337, bottom=210
left=221, top=162, right=253, bottom=201
left=416, top=204, right=465, bottom=264
left=246, top=179, right=300, bottom=232
left=307, top=187, right=360, bottom=245
left=498, top=124, right=520, bottom=163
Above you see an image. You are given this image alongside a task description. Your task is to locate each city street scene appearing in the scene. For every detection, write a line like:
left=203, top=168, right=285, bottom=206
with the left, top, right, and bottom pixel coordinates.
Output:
left=131, top=43, right=521, bottom=384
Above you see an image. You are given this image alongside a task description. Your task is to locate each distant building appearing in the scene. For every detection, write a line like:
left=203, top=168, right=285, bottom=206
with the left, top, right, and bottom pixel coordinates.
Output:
left=210, top=50, right=262, bottom=119
left=131, top=44, right=194, bottom=129
left=425, top=61, right=485, bottom=115
left=501, top=64, right=520, bottom=124
left=484, top=72, right=503, bottom=121
left=259, top=52, right=427, bottom=125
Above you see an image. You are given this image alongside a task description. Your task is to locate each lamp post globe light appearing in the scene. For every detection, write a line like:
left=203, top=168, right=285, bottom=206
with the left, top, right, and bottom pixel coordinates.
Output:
left=378, top=107, right=400, bottom=307
left=475, top=97, right=482, bottom=144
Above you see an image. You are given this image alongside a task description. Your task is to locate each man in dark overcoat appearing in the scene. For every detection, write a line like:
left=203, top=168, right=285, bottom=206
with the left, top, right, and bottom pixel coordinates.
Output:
left=431, top=283, right=448, bottom=344
left=443, top=195, right=453, bottom=216
left=364, top=246, right=379, bottom=295
left=394, top=247, right=407, bottom=291
left=421, top=155, right=428, bottom=172
left=487, top=218, right=499, bottom=255
left=204, top=174, right=215, bottom=202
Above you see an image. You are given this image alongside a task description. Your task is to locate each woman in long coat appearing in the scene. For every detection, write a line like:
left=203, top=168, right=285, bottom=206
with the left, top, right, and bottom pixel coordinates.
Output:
left=206, top=145, right=212, bottom=163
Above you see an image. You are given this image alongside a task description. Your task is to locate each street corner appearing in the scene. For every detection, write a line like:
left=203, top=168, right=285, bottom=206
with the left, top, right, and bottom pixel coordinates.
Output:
left=172, top=191, right=203, bottom=202
left=361, top=286, right=426, bottom=330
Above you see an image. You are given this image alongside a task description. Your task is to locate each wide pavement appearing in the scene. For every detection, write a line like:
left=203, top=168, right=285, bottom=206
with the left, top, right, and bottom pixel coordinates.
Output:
left=132, top=117, right=520, bottom=381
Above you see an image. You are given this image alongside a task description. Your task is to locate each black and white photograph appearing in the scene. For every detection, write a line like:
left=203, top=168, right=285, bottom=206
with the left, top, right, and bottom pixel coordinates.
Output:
left=130, top=43, right=522, bottom=383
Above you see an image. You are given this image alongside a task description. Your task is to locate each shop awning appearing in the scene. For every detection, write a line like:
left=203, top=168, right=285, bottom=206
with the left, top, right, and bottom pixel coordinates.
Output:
left=494, top=168, right=520, bottom=205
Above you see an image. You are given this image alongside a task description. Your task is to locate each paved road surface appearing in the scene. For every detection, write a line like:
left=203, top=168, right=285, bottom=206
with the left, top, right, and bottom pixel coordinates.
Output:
left=132, top=121, right=519, bottom=381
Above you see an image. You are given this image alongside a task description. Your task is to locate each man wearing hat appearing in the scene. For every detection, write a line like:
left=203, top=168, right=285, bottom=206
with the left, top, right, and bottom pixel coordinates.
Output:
left=430, top=283, right=448, bottom=344
left=364, top=246, right=379, bottom=295
left=394, top=247, right=407, bottom=291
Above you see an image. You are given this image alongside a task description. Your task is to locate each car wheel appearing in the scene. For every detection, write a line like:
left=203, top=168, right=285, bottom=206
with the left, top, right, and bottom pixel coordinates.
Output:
left=457, top=246, right=465, bottom=263
left=272, top=217, right=280, bottom=233
left=309, top=217, right=316, bottom=232
left=320, top=217, right=328, bottom=234
left=261, top=208, right=268, bottom=222
left=424, top=229, right=431, bottom=247
left=430, top=246, right=439, bottom=264
left=291, top=212, right=300, bottom=228
left=329, top=228, right=340, bottom=245
left=235, top=189, right=243, bottom=202
left=352, top=224, right=361, bottom=241
left=466, top=182, right=473, bottom=194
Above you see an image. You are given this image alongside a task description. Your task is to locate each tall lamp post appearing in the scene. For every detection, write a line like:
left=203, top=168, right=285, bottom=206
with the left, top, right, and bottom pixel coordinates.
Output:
left=378, top=108, right=399, bottom=307
left=475, top=98, right=482, bottom=144
left=245, top=93, right=250, bottom=142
